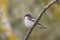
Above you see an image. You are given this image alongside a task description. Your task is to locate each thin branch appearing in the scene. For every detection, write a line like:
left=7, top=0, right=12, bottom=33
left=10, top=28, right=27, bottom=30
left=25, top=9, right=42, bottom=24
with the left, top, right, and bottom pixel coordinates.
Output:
left=24, top=0, right=58, bottom=40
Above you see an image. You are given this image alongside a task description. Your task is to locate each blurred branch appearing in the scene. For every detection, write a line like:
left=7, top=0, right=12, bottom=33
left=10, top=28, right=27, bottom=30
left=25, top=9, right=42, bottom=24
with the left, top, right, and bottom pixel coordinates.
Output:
left=24, top=0, right=58, bottom=40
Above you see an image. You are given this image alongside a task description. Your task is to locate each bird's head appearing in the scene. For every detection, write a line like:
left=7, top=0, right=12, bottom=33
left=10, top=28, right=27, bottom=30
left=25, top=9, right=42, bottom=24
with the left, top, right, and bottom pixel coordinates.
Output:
left=24, top=14, right=33, bottom=18
left=24, top=14, right=32, bottom=17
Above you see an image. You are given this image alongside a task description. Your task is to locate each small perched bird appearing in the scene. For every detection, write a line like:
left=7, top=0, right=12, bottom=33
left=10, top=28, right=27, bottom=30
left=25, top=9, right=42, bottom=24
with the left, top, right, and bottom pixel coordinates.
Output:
left=24, top=14, right=46, bottom=29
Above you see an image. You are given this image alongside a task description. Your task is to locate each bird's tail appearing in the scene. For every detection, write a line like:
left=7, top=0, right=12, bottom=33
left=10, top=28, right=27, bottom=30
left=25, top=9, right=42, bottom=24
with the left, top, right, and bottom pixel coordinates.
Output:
left=36, top=23, right=46, bottom=29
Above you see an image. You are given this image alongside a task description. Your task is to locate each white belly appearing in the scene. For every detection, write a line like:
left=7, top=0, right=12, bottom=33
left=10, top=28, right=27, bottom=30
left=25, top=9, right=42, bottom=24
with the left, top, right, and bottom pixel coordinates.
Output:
left=25, top=19, right=34, bottom=28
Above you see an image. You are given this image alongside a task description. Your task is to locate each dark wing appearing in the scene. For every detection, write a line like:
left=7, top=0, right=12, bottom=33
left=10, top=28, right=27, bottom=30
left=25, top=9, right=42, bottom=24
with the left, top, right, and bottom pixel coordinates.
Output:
left=28, top=16, right=35, bottom=22
left=29, top=18, right=46, bottom=29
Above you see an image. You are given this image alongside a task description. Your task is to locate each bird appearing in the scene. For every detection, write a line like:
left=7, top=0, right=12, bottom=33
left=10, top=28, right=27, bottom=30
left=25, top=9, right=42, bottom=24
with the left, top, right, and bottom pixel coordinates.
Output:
left=24, top=14, right=46, bottom=29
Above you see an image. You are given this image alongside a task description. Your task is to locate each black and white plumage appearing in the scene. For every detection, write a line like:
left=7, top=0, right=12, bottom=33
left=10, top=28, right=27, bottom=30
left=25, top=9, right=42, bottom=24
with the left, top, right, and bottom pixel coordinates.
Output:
left=24, top=14, right=46, bottom=29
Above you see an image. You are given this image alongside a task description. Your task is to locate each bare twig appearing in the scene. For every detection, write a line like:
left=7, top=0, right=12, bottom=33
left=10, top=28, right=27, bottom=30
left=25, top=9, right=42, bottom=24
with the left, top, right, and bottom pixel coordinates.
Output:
left=24, top=0, right=58, bottom=40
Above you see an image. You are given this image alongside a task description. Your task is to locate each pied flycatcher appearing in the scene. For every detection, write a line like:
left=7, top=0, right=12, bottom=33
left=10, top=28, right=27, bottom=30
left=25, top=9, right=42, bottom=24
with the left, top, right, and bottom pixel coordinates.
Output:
left=24, top=14, right=46, bottom=29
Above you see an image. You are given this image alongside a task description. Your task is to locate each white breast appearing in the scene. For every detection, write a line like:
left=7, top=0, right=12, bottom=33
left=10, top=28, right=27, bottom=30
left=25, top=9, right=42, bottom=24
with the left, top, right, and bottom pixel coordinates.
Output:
left=24, top=17, right=34, bottom=28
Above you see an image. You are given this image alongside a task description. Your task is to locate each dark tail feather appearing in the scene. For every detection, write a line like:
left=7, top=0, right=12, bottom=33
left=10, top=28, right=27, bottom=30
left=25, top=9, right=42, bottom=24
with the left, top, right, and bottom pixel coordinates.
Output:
left=37, top=23, right=46, bottom=29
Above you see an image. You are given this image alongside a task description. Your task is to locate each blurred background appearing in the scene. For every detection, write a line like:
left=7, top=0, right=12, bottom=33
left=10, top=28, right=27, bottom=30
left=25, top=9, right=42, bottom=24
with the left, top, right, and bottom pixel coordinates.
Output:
left=0, top=0, right=60, bottom=40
